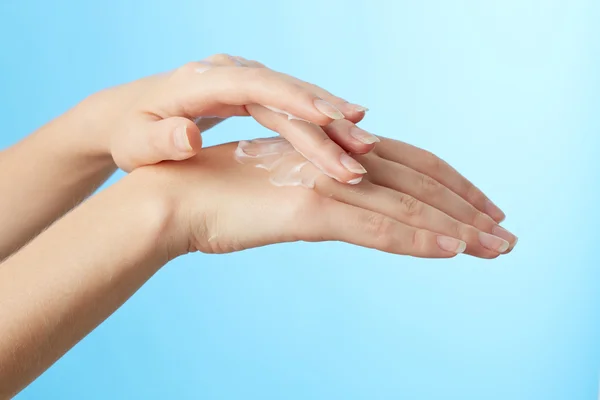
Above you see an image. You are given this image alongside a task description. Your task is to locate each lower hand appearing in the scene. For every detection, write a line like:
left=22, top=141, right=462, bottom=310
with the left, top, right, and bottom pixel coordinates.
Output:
left=138, top=137, right=516, bottom=260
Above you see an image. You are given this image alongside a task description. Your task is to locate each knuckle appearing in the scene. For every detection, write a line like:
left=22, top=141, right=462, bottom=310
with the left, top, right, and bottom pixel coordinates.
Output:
left=292, top=82, right=312, bottom=100
left=410, top=229, right=425, bottom=253
left=365, top=214, right=395, bottom=250
left=244, top=65, right=271, bottom=81
left=397, top=194, right=423, bottom=217
left=176, top=61, right=201, bottom=76
left=206, top=53, right=234, bottom=65
left=470, top=210, right=490, bottom=228
left=452, top=223, right=466, bottom=242
left=419, top=174, right=441, bottom=194
left=477, top=212, right=497, bottom=231
left=320, top=135, right=336, bottom=146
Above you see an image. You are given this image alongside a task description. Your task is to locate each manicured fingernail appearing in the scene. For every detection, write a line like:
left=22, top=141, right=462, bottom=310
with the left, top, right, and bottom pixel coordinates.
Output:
left=347, top=103, right=369, bottom=113
left=350, top=127, right=380, bottom=144
left=340, top=153, right=367, bottom=174
left=347, top=177, right=363, bottom=185
left=437, top=236, right=467, bottom=254
left=195, top=61, right=213, bottom=74
left=478, top=231, right=510, bottom=253
left=314, top=99, right=344, bottom=120
left=485, top=200, right=506, bottom=222
left=491, top=225, right=518, bottom=245
left=174, top=125, right=192, bottom=152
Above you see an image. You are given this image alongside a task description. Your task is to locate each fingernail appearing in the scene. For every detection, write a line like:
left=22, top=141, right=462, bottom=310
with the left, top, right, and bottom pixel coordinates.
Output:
left=437, top=236, right=467, bottom=254
left=491, top=225, right=518, bottom=246
left=314, top=99, right=344, bottom=120
left=347, top=103, right=369, bottom=113
left=340, top=153, right=367, bottom=174
left=173, top=125, right=192, bottom=152
left=350, top=127, right=380, bottom=144
left=485, top=199, right=506, bottom=222
left=347, top=177, right=363, bottom=185
left=478, top=231, right=510, bottom=253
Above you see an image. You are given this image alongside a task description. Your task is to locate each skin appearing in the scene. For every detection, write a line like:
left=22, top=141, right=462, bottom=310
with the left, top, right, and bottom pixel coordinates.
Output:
left=0, top=54, right=507, bottom=261
left=0, top=54, right=378, bottom=260
left=0, top=140, right=518, bottom=397
left=0, top=54, right=516, bottom=396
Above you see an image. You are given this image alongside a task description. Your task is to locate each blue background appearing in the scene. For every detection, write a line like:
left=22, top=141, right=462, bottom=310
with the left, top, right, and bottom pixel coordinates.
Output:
left=1, top=0, right=599, bottom=398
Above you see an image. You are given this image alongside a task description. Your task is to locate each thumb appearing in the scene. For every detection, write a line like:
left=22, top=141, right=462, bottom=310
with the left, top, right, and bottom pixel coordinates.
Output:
left=137, top=117, right=202, bottom=168
left=159, top=116, right=202, bottom=158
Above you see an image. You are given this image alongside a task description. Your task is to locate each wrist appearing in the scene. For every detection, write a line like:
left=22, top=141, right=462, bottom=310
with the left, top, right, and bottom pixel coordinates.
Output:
left=71, top=89, right=120, bottom=159
left=124, top=165, right=192, bottom=261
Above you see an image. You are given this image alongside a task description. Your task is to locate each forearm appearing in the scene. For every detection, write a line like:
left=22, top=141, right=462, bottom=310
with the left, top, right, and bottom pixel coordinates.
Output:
left=0, top=100, right=117, bottom=259
left=0, top=171, right=175, bottom=398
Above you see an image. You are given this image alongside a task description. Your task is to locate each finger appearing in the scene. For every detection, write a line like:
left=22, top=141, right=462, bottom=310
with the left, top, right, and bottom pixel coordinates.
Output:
left=314, top=178, right=506, bottom=258
left=361, top=156, right=518, bottom=252
left=229, top=55, right=368, bottom=123
left=374, top=137, right=507, bottom=223
left=322, top=119, right=379, bottom=154
left=117, top=117, right=202, bottom=170
left=247, top=104, right=367, bottom=184
left=163, top=61, right=346, bottom=126
left=289, top=77, right=368, bottom=123
left=301, top=198, right=465, bottom=258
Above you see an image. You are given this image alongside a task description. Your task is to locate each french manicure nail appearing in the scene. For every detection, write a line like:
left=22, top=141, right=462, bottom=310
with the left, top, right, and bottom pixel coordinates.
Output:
left=485, top=200, right=506, bottom=222
left=347, top=177, right=363, bottom=185
left=340, top=153, right=367, bottom=174
left=174, top=125, right=192, bottom=152
left=491, top=225, right=518, bottom=245
left=478, top=231, right=510, bottom=253
left=350, top=127, right=380, bottom=144
left=314, top=99, right=345, bottom=120
left=437, top=236, right=467, bottom=254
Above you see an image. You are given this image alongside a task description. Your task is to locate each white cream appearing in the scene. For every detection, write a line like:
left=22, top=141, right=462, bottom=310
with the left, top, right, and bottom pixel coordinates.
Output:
left=234, top=137, right=324, bottom=188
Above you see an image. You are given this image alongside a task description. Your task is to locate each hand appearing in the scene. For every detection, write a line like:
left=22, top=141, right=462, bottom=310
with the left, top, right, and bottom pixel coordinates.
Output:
left=137, top=137, right=516, bottom=259
left=83, top=54, right=377, bottom=183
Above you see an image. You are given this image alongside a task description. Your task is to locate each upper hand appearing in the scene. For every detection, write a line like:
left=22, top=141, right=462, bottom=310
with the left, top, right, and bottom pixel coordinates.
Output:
left=83, top=54, right=376, bottom=184
left=136, top=136, right=516, bottom=260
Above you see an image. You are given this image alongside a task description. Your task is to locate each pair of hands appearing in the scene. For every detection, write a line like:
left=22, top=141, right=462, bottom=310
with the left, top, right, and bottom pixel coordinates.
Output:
left=0, top=53, right=519, bottom=399
left=84, top=54, right=516, bottom=259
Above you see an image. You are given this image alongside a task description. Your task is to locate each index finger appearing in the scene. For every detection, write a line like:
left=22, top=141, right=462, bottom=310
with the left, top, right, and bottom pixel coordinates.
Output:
left=247, top=104, right=368, bottom=184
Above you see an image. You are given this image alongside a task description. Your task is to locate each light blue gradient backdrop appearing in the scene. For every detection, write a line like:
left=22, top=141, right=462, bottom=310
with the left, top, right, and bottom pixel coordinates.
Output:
left=1, top=0, right=599, bottom=399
